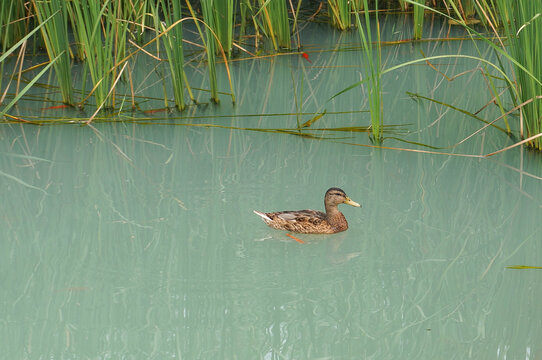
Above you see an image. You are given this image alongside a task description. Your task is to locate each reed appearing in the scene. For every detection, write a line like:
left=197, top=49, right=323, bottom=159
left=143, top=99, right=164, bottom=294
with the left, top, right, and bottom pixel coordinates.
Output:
left=0, top=10, right=60, bottom=114
left=403, top=0, right=541, bottom=151
left=32, top=0, right=74, bottom=105
left=121, top=0, right=151, bottom=44
left=494, top=0, right=542, bottom=150
left=200, top=0, right=220, bottom=103
left=354, top=1, right=383, bottom=144
left=397, top=0, right=409, bottom=12
left=214, top=0, right=235, bottom=57
left=239, top=0, right=251, bottom=43
left=412, top=0, right=424, bottom=39
left=67, top=0, right=129, bottom=109
left=328, top=0, right=352, bottom=30
left=0, top=1, right=28, bottom=49
left=442, top=0, right=476, bottom=20
left=1, top=0, right=28, bottom=96
left=258, top=0, right=291, bottom=50
left=151, top=0, right=188, bottom=110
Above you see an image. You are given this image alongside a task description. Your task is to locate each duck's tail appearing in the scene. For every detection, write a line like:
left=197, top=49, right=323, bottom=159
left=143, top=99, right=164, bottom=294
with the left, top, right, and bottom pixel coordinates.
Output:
left=253, top=210, right=272, bottom=222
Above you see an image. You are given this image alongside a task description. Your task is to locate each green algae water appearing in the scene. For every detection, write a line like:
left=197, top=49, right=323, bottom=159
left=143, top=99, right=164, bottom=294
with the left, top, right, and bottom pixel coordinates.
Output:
left=2, top=17, right=542, bottom=359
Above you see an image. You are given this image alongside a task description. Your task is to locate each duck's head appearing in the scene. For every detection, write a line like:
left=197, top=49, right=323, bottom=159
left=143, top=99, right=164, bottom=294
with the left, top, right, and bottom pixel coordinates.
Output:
left=324, top=187, right=361, bottom=208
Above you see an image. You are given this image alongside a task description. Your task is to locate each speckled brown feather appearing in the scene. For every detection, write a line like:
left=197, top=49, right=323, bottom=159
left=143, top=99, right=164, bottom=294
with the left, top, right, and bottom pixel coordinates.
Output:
left=260, top=209, right=348, bottom=234
left=253, top=188, right=360, bottom=234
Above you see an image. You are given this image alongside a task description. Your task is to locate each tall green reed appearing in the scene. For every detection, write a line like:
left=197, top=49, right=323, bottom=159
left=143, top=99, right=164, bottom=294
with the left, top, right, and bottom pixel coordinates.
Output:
left=1, top=0, right=29, bottom=96
left=121, top=0, right=151, bottom=44
left=403, top=0, right=542, bottom=152
left=354, top=1, right=383, bottom=143
left=151, top=0, right=189, bottom=110
left=443, top=0, right=476, bottom=20
left=32, top=0, right=74, bottom=105
left=495, top=0, right=542, bottom=150
left=0, top=12, right=61, bottom=117
left=213, top=0, right=235, bottom=57
left=186, top=0, right=235, bottom=105
left=200, top=0, right=220, bottom=103
left=0, top=1, right=28, bottom=49
left=68, top=0, right=129, bottom=110
left=258, top=0, right=291, bottom=50
left=412, top=0, right=424, bottom=39
left=328, top=0, right=352, bottom=30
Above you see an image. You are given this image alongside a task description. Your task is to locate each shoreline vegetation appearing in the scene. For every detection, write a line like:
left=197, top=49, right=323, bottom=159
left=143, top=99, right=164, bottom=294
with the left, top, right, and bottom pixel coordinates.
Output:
left=0, top=0, right=541, bottom=151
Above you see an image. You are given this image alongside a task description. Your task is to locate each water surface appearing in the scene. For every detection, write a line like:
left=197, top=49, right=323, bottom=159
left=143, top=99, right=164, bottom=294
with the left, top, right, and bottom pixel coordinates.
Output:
left=2, top=16, right=542, bottom=360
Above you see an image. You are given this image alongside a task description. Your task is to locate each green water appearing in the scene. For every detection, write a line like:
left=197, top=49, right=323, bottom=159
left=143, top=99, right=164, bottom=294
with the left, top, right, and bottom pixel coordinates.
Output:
left=2, top=17, right=542, bottom=359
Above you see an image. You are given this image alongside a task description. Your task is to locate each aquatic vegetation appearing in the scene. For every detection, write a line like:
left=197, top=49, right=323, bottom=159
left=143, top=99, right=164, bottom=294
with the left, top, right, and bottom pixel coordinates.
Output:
left=328, top=0, right=352, bottom=31
left=494, top=0, right=542, bottom=150
left=354, top=0, right=383, bottom=144
left=68, top=0, right=129, bottom=109
left=258, top=0, right=291, bottom=50
left=151, top=0, right=190, bottom=110
left=0, top=1, right=28, bottom=50
left=0, top=12, right=60, bottom=116
left=0, top=0, right=540, bottom=154
left=32, top=0, right=74, bottom=105
left=204, top=0, right=235, bottom=58
left=412, top=0, right=424, bottom=39
left=200, top=0, right=220, bottom=103
left=401, top=0, right=542, bottom=152
left=0, top=0, right=29, bottom=97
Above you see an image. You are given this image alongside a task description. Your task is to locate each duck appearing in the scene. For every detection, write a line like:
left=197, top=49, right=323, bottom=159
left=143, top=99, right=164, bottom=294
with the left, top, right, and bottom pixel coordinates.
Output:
left=253, top=187, right=361, bottom=234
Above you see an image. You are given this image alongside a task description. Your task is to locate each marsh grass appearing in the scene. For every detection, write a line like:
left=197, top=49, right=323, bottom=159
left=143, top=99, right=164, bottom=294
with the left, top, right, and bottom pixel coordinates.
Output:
left=354, top=1, right=383, bottom=144
left=0, top=1, right=28, bottom=50
left=494, top=0, right=542, bottom=150
left=68, top=0, right=129, bottom=109
left=412, top=0, right=424, bottom=39
left=200, top=0, right=220, bottom=103
left=32, top=0, right=74, bottom=105
left=258, top=0, right=291, bottom=50
left=213, top=0, right=235, bottom=58
left=151, top=0, right=188, bottom=110
left=401, top=0, right=541, bottom=152
left=328, top=0, right=352, bottom=30
left=0, top=12, right=61, bottom=116
left=1, top=0, right=29, bottom=97
left=1, top=0, right=541, bottom=155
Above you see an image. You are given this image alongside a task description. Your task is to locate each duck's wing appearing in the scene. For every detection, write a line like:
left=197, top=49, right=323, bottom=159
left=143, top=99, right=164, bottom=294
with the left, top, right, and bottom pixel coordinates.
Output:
left=275, top=210, right=326, bottom=223
left=254, top=209, right=326, bottom=224
left=254, top=209, right=333, bottom=233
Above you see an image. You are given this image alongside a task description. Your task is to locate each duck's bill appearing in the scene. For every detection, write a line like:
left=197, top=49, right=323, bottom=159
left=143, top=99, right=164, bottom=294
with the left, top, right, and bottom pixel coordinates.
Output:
left=344, top=197, right=361, bottom=207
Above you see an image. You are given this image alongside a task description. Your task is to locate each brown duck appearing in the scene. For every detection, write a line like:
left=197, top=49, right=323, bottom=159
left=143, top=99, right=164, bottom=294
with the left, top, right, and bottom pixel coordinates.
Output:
left=253, top=187, right=361, bottom=234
